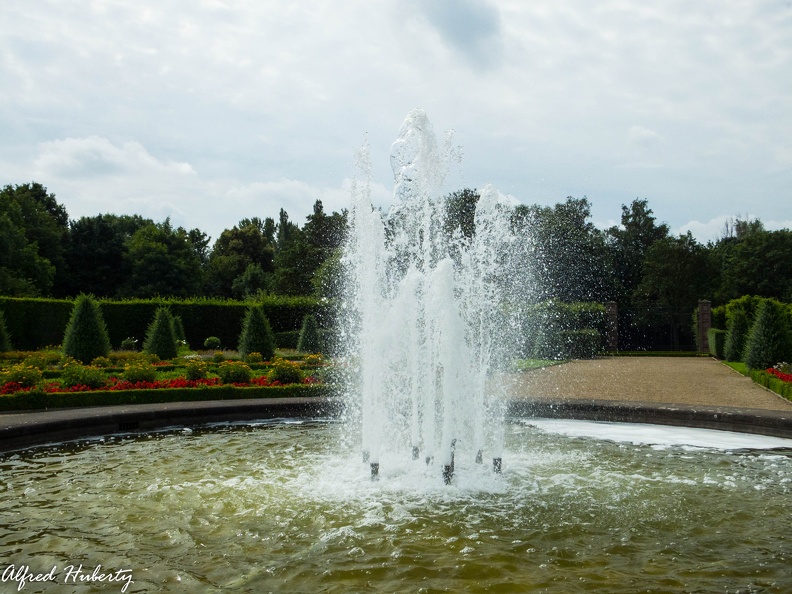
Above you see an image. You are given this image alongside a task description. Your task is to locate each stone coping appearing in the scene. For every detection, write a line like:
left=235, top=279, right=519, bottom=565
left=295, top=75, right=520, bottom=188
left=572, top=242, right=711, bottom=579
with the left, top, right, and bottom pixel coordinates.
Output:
left=2, top=396, right=791, bottom=453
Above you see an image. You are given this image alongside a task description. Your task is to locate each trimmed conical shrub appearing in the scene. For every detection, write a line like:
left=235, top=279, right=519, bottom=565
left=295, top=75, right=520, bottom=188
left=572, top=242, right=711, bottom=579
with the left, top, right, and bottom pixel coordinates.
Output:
left=724, top=308, right=750, bottom=362
left=143, top=307, right=179, bottom=361
left=62, top=294, right=111, bottom=363
left=173, top=315, right=187, bottom=346
left=238, top=306, right=275, bottom=361
left=743, top=299, right=792, bottom=370
left=297, top=314, right=322, bottom=353
left=0, top=310, right=12, bottom=352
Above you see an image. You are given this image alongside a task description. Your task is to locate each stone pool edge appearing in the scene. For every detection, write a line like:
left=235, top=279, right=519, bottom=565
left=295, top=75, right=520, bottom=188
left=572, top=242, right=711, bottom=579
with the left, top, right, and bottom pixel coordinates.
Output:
left=1, top=397, right=792, bottom=452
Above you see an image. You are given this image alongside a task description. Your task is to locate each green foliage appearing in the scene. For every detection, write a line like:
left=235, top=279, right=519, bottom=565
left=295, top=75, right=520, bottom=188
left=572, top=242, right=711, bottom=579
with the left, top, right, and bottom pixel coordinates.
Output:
left=245, top=352, right=264, bottom=364
left=0, top=383, right=331, bottom=412
left=62, top=294, right=112, bottom=364
left=707, top=328, right=726, bottom=359
left=0, top=295, right=328, bottom=352
left=297, top=314, right=322, bottom=353
left=123, top=361, right=157, bottom=383
left=267, top=357, right=303, bottom=385
left=558, top=329, right=602, bottom=359
left=22, top=354, right=51, bottom=370
left=143, top=308, right=178, bottom=361
left=91, top=356, right=113, bottom=368
left=0, top=310, right=11, bottom=352
left=237, top=306, right=275, bottom=360
left=60, top=362, right=107, bottom=389
left=204, top=336, right=221, bottom=349
left=1, top=363, right=44, bottom=388
left=724, top=308, right=750, bottom=362
left=743, top=300, right=792, bottom=370
left=172, top=315, right=187, bottom=345
left=184, top=358, right=208, bottom=380
left=217, top=361, right=252, bottom=384
left=749, top=369, right=792, bottom=401
left=120, top=337, right=138, bottom=351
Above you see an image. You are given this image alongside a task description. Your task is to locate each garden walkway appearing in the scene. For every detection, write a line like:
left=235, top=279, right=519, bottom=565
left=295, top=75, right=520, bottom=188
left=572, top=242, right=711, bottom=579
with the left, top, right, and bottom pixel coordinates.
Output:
left=505, top=356, right=792, bottom=411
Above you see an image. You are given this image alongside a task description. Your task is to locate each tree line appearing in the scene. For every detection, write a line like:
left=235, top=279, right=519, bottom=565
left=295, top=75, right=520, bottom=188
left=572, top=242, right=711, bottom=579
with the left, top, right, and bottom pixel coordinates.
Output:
left=3, top=182, right=791, bottom=348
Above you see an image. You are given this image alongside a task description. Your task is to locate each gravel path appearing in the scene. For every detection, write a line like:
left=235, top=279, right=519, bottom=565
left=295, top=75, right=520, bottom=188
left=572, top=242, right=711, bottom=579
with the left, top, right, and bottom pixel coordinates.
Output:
left=504, top=356, right=792, bottom=411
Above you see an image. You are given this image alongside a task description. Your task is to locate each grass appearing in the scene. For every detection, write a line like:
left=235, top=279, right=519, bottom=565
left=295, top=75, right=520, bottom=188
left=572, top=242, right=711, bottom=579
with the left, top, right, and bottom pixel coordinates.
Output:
left=513, top=359, right=566, bottom=371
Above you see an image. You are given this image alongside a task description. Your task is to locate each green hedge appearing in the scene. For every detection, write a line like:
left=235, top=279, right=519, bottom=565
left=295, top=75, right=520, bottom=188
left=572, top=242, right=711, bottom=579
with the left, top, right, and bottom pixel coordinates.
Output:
left=707, top=328, right=726, bottom=359
left=510, top=300, right=607, bottom=359
left=0, top=383, right=333, bottom=411
left=749, top=369, right=792, bottom=401
left=0, top=296, right=331, bottom=351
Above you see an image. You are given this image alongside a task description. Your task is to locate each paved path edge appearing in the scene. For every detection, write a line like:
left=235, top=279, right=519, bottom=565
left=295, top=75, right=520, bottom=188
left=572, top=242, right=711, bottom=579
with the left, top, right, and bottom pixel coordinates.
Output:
left=2, top=396, right=792, bottom=452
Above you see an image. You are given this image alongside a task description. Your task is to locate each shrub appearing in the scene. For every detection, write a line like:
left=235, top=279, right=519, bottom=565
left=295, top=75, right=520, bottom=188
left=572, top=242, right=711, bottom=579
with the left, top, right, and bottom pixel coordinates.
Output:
left=204, top=336, right=221, bottom=350
left=724, top=308, right=750, bottom=362
left=217, top=361, right=252, bottom=384
left=743, top=300, right=792, bottom=370
left=22, top=354, right=52, bottom=370
left=143, top=308, right=178, bottom=361
left=245, top=352, right=264, bottom=364
left=60, top=362, right=107, bottom=389
left=297, top=314, right=322, bottom=353
left=172, top=315, right=187, bottom=345
left=707, top=328, right=726, bottom=359
left=119, top=337, right=138, bottom=351
left=267, top=356, right=303, bottom=385
left=123, top=361, right=157, bottom=383
left=184, top=358, right=208, bottom=380
left=0, top=311, right=12, bottom=352
left=304, top=353, right=324, bottom=366
left=557, top=329, right=602, bottom=359
left=91, top=356, right=113, bottom=368
left=237, top=307, right=275, bottom=360
left=1, top=364, right=43, bottom=389
left=212, top=351, right=225, bottom=363
left=62, top=294, right=112, bottom=364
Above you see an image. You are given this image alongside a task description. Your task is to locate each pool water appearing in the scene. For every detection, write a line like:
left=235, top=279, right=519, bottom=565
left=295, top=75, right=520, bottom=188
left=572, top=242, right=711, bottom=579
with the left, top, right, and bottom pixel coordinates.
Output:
left=2, top=419, right=791, bottom=593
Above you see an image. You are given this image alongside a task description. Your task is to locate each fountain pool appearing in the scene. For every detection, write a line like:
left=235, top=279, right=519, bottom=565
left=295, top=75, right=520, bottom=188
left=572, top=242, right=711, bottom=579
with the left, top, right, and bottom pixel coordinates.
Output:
left=2, top=419, right=791, bottom=593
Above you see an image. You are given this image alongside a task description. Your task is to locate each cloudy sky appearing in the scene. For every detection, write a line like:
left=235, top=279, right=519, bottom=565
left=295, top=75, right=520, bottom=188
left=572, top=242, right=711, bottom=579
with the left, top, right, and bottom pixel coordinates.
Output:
left=2, top=0, right=790, bottom=243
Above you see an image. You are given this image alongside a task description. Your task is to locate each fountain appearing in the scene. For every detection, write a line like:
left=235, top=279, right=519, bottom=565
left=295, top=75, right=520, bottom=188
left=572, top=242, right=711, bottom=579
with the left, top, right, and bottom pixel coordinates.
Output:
left=342, top=109, right=517, bottom=484
left=1, top=111, right=792, bottom=592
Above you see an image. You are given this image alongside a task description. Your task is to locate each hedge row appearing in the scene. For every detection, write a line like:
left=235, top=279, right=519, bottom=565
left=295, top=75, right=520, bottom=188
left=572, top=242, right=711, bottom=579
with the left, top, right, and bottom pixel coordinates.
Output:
left=707, top=328, right=726, bottom=359
left=749, top=369, right=792, bottom=401
left=508, top=300, right=607, bottom=359
left=0, top=296, right=332, bottom=351
left=0, top=383, right=333, bottom=411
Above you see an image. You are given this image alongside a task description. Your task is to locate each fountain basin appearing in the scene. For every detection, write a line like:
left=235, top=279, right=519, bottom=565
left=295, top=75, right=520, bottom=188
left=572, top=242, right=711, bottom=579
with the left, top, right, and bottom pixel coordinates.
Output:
left=2, top=415, right=791, bottom=593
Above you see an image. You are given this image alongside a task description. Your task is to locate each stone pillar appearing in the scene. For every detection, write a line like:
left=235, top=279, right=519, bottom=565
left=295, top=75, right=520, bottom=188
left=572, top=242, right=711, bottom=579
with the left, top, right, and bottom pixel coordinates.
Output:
left=697, top=300, right=712, bottom=353
left=605, top=301, right=618, bottom=352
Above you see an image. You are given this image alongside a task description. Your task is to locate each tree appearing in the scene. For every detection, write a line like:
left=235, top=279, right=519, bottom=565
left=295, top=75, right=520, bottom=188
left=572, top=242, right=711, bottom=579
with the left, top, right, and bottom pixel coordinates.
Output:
left=297, top=314, right=322, bottom=353
left=232, top=263, right=271, bottom=299
left=717, top=228, right=792, bottom=303
left=121, top=219, right=203, bottom=297
left=743, top=299, right=792, bottom=370
left=633, top=233, right=716, bottom=349
left=0, top=310, right=12, bottom=352
left=724, top=307, right=750, bottom=362
left=0, top=183, right=70, bottom=296
left=65, top=214, right=152, bottom=297
left=513, top=197, right=613, bottom=303
left=606, top=198, right=670, bottom=302
left=205, top=218, right=275, bottom=297
left=0, top=187, right=57, bottom=296
left=62, top=294, right=111, bottom=363
left=143, top=307, right=179, bottom=360
left=237, top=306, right=275, bottom=360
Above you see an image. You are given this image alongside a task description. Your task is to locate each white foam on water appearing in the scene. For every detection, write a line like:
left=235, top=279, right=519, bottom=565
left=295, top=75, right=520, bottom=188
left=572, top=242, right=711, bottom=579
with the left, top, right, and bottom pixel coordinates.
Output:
left=526, top=418, right=792, bottom=450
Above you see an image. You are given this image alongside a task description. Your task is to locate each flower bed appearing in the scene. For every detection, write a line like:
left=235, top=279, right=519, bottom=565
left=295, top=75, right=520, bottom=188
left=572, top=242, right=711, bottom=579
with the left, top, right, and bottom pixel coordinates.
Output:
left=767, top=368, right=792, bottom=383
